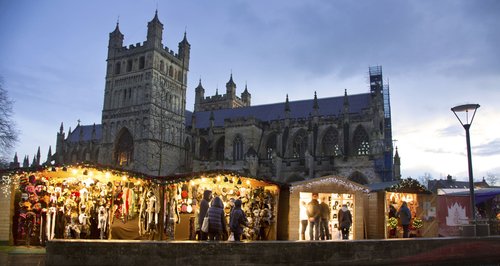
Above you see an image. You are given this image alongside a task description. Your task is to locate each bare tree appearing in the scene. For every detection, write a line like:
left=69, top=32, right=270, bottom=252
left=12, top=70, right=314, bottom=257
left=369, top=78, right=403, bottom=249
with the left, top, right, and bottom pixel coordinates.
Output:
left=135, top=91, right=186, bottom=176
left=485, top=172, right=498, bottom=186
left=134, top=89, right=187, bottom=241
left=416, top=172, right=432, bottom=188
left=0, top=77, right=19, bottom=167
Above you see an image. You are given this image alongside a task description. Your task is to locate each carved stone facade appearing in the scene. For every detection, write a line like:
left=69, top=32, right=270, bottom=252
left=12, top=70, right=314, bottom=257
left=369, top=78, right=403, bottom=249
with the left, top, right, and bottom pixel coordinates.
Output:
left=54, top=13, right=399, bottom=184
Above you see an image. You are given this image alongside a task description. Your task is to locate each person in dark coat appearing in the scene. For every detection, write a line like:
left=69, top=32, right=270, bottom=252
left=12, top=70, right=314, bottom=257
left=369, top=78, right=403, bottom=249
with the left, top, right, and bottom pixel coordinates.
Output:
left=198, top=190, right=211, bottom=240
left=229, top=199, right=247, bottom=241
left=306, top=193, right=321, bottom=240
left=338, top=204, right=352, bottom=240
left=319, top=197, right=331, bottom=240
left=207, top=196, right=227, bottom=241
left=397, top=201, right=412, bottom=238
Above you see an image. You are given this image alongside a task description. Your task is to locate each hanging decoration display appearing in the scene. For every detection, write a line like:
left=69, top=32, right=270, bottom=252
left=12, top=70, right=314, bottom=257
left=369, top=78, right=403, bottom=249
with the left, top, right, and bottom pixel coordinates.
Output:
left=166, top=172, right=280, bottom=241
left=8, top=164, right=157, bottom=245
left=5, top=164, right=282, bottom=243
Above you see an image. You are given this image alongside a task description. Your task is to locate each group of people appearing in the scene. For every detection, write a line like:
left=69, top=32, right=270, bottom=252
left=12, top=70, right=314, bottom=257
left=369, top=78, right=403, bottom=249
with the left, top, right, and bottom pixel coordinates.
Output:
left=197, top=190, right=248, bottom=241
left=301, top=193, right=353, bottom=240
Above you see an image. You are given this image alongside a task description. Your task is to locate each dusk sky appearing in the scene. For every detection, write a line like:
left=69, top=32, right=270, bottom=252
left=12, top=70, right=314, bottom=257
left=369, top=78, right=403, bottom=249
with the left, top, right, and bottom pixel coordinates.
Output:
left=1, top=0, right=499, bottom=183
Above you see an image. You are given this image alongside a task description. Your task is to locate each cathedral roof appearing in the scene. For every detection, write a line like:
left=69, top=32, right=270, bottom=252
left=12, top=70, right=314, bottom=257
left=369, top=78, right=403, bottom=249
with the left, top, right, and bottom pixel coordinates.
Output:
left=66, top=124, right=102, bottom=142
left=186, top=92, right=371, bottom=128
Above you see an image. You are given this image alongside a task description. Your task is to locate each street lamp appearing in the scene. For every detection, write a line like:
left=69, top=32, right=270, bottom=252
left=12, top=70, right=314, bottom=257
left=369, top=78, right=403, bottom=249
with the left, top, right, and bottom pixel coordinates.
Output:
left=451, top=103, right=480, bottom=230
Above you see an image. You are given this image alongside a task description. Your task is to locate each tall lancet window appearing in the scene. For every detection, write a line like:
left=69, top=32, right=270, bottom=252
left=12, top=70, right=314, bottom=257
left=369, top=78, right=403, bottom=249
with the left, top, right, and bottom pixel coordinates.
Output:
left=353, top=126, right=370, bottom=155
left=233, top=135, right=244, bottom=161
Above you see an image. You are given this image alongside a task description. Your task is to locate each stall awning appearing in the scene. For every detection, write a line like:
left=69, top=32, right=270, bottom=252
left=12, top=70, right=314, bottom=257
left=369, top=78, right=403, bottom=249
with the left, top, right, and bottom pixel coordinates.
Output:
left=444, top=188, right=500, bottom=204
left=290, top=175, right=369, bottom=193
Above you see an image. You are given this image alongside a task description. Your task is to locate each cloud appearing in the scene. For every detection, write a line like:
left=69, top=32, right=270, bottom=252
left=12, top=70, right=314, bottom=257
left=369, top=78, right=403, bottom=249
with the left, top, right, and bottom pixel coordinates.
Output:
left=474, top=139, right=500, bottom=156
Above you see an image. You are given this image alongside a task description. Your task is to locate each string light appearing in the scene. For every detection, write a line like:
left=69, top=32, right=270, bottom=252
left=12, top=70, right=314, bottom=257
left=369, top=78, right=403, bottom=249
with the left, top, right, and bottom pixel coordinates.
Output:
left=290, top=176, right=369, bottom=194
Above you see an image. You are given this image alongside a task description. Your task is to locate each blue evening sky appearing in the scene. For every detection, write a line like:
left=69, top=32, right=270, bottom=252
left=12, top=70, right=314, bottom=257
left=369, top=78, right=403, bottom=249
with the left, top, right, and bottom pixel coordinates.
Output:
left=1, top=0, right=499, bottom=182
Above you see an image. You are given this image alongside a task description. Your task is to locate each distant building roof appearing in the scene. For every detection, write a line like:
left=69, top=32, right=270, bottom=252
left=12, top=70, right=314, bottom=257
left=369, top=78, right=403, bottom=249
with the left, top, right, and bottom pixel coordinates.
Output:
left=67, top=124, right=102, bottom=142
left=186, top=93, right=372, bottom=128
left=428, top=176, right=490, bottom=193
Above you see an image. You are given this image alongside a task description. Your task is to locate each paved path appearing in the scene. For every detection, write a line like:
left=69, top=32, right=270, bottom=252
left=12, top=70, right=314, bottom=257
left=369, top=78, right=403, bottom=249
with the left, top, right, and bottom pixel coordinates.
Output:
left=0, top=246, right=45, bottom=266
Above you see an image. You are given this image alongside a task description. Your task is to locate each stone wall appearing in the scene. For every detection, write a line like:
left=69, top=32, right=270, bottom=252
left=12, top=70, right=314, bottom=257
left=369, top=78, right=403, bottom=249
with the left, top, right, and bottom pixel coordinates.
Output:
left=0, top=183, right=13, bottom=244
left=46, top=237, right=500, bottom=266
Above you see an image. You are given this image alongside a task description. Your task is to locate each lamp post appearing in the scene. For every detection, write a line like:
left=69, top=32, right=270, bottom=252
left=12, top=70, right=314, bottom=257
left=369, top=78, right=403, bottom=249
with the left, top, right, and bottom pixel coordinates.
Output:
left=451, top=104, right=480, bottom=231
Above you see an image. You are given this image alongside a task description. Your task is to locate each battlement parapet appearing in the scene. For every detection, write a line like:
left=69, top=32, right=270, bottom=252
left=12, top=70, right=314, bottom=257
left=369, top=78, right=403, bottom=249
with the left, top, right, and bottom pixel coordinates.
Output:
left=113, top=42, right=180, bottom=61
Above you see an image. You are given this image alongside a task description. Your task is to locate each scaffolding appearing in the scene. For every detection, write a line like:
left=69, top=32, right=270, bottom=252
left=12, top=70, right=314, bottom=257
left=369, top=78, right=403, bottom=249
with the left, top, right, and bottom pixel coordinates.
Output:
left=369, top=66, right=394, bottom=181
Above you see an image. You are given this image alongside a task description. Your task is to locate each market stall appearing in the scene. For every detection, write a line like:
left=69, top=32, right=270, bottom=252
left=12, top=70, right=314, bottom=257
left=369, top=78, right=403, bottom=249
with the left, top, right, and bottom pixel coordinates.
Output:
left=288, top=175, right=369, bottom=240
left=367, top=178, right=436, bottom=239
left=162, top=171, right=282, bottom=241
left=437, top=188, right=500, bottom=236
left=4, top=163, right=162, bottom=245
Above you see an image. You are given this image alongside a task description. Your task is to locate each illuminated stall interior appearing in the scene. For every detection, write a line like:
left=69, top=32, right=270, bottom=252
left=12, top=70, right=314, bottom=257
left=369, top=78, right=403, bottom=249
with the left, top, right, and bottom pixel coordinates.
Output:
left=367, top=178, right=435, bottom=239
left=299, top=192, right=356, bottom=240
left=8, top=164, right=160, bottom=245
left=386, top=192, right=418, bottom=237
left=289, top=175, right=369, bottom=241
left=164, top=171, right=281, bottom=241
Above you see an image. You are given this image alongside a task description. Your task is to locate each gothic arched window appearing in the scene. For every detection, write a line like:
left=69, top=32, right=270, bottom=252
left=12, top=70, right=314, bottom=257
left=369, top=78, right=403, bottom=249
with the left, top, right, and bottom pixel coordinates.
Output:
left=216, top=137, right=225, bottom=161
left=139, top=56, right=145, bottom=69
left=127, top=59, right=133, bottom=72
left=115, top=62, right=121, bottom=74
left=322, top=128, right=340, bottom=156
left=169, top=66, right=173, bottom=77
left=292, top=130, right=307, bottom=158
left=266, top=133, right=277, bottom=159
left=233, top=135, right=243, bottom=161
left=353, top=125, right=370, bottom=155
left=114, top=128, right=134, bottom=166
left=199, top=138, right=209, bottom=160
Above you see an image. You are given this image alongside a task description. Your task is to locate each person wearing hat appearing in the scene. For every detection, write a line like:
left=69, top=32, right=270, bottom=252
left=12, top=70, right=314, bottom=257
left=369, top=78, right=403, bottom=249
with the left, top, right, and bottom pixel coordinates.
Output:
left=229, top=199, right=248, bottom=241
left=338, top=204, right=352, bottom=240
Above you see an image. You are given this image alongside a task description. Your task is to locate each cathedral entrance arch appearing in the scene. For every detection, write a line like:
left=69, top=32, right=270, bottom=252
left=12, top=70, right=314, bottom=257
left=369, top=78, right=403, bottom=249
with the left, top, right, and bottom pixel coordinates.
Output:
left=114, top=128, right=134, bottom=166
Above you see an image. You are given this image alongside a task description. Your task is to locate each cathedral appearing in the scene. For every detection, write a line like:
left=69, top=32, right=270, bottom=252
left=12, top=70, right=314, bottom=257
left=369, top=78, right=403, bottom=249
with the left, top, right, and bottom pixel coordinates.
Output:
left=50, top=12, right=400, bottom=184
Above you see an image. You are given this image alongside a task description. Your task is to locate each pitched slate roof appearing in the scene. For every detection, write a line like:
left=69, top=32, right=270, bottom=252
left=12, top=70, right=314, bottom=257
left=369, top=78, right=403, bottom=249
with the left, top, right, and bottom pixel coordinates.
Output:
left=66, top=93, right=371, bottom=142
left=186, top=93, right=372, bottom=128
left=66, top=124, right=102, bottom=142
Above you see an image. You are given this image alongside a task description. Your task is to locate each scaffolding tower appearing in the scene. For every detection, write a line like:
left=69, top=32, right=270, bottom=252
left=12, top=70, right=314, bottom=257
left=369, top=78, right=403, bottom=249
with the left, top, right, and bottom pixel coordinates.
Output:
left=369, top=66, right=394, bottom=181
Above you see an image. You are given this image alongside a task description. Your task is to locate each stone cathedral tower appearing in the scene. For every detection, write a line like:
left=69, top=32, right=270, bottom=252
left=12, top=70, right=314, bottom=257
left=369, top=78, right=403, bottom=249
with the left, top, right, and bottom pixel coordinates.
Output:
left=98, top=11, right=190, bottom=176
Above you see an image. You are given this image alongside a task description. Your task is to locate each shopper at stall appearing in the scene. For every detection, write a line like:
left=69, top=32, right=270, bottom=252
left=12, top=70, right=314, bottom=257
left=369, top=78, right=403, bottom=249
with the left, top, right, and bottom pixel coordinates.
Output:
left=198, top=190, right=212, bottom=240
left=306, top=193, right=321, bottom=240
left=229, top=199, right=247, bottom=241
left=388, top=204, right=397, bottom=237
left=299, top=201, right=308, bottom=240
left=319, top=197, right=331, bottom=240
left=338, top=204, right=352, bottom=240
left=397, top=201, right=412, bottom=238
left=207, top=196, right=227, bottom=241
